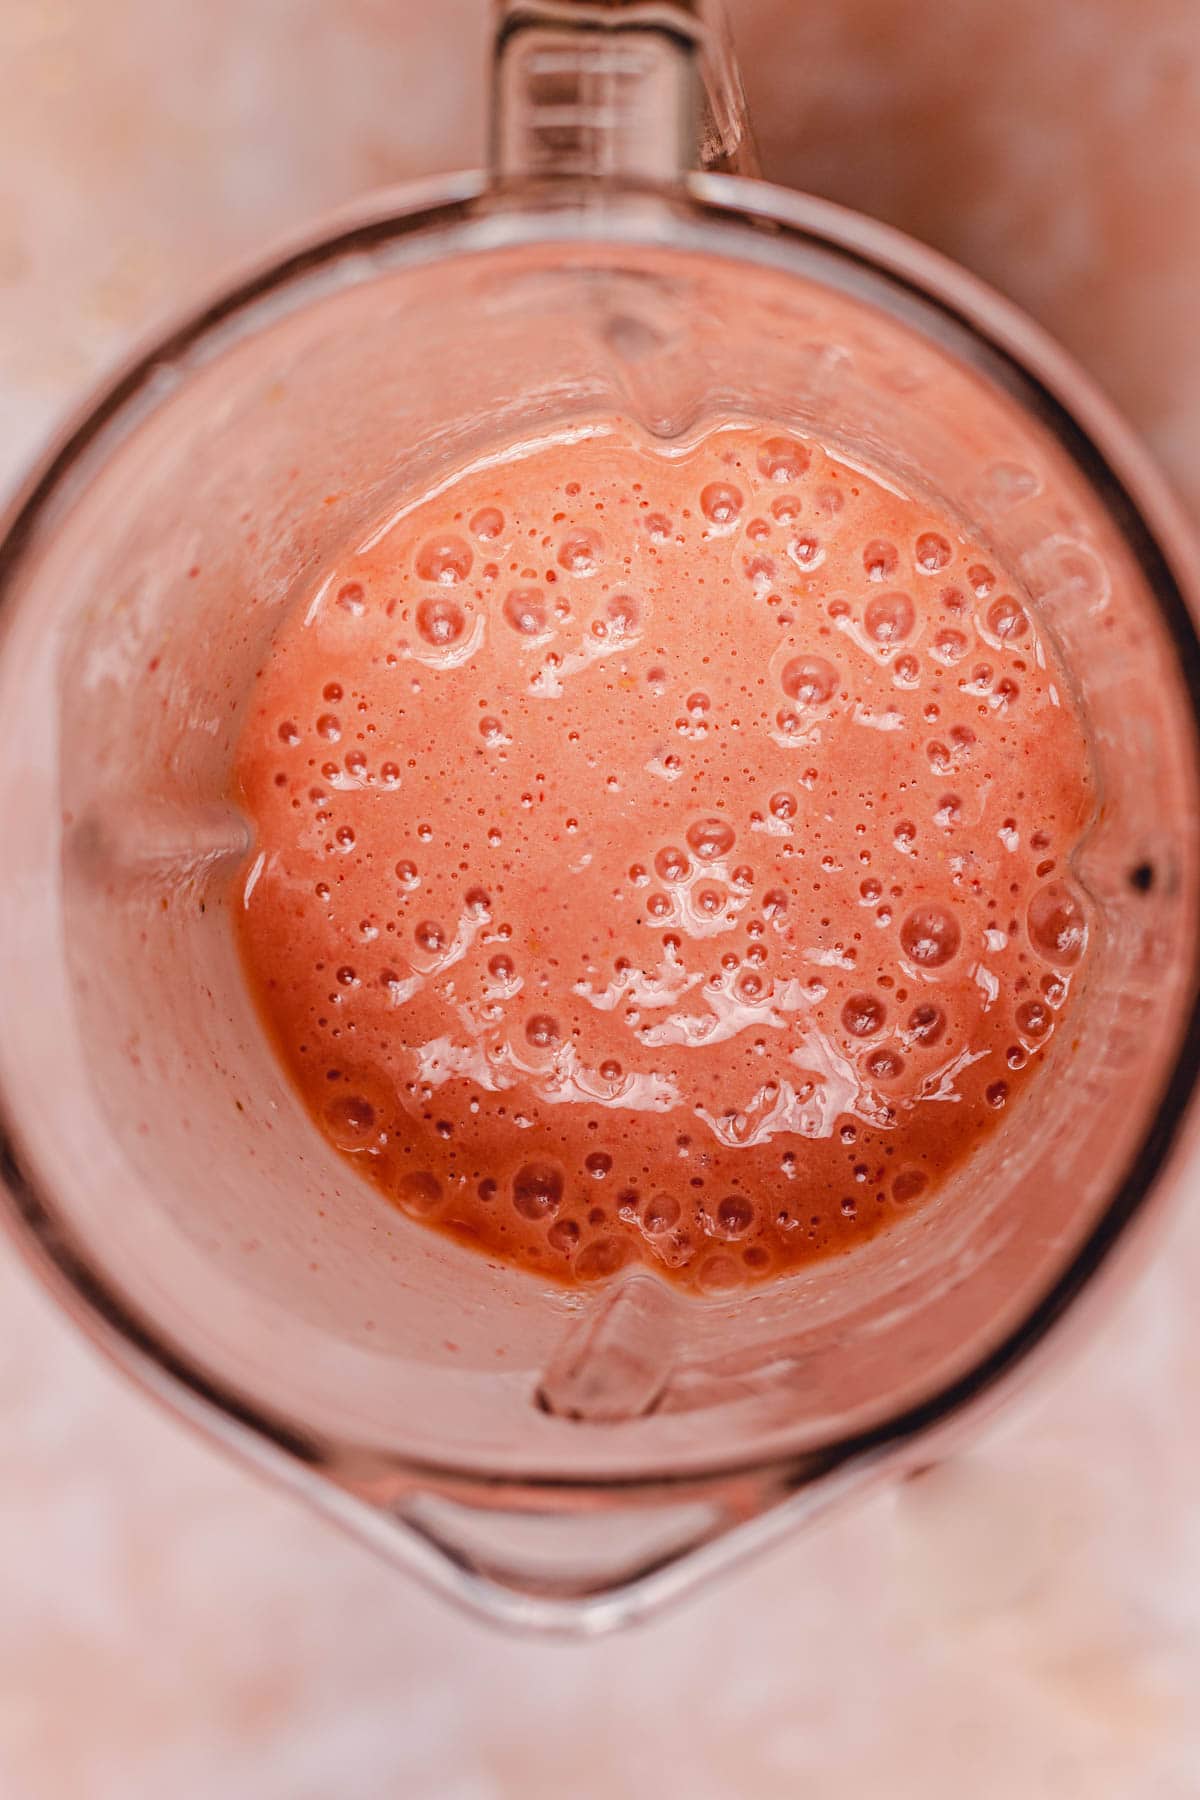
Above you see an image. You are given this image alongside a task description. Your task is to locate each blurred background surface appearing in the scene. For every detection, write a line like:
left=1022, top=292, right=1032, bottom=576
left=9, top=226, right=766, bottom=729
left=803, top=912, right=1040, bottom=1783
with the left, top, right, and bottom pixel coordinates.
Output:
left=3, top=2, right=1200, bottom=1795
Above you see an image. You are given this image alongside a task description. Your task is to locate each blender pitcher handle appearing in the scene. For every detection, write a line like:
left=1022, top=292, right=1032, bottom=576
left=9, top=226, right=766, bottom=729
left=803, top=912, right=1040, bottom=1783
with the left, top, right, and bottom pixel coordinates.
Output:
left=490, top=0, right=759, bottom=185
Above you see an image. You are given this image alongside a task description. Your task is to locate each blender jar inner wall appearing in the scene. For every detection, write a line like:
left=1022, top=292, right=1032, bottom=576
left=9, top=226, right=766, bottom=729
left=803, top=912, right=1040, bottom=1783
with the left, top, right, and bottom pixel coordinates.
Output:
left=0, top=222, right=1196, bottom=1483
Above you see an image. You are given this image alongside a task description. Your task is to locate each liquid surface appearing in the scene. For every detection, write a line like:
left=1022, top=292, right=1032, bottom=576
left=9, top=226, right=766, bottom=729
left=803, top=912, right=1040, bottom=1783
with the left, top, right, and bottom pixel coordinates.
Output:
left=235, top=424, right=1094, bottom=1294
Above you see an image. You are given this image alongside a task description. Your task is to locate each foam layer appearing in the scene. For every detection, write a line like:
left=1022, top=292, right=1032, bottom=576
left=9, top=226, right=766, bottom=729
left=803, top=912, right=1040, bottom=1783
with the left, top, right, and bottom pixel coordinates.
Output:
left=234, top=423, right=1094, bottom=1293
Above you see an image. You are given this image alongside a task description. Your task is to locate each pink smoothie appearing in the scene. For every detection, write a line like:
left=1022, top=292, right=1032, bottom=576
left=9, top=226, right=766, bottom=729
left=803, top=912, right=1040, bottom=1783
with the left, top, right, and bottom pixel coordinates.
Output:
left=235, top=422, right=1093, bottom=1294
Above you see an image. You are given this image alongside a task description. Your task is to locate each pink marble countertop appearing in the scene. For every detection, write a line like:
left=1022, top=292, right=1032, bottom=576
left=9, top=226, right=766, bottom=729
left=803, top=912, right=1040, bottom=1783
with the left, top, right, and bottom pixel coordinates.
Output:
left=3, top=3, right=1200, bottom=1795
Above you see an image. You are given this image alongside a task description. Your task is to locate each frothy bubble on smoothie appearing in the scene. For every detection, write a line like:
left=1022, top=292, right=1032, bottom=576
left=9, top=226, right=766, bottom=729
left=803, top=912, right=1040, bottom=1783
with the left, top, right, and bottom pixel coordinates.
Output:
left=416, top=537, right=472, bottom=585
left=416, top=597, right=466, bottom=646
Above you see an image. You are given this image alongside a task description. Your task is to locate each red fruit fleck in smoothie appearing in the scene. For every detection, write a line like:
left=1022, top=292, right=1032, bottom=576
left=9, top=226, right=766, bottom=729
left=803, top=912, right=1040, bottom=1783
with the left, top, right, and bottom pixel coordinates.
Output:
left=234, top=424, right=1094, bottom=1294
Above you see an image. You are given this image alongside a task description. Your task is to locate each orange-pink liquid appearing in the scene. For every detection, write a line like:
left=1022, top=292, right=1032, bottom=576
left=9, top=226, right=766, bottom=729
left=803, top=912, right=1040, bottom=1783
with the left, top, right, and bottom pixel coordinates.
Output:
left=235, top=423, right=1093, bottom=1293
